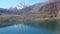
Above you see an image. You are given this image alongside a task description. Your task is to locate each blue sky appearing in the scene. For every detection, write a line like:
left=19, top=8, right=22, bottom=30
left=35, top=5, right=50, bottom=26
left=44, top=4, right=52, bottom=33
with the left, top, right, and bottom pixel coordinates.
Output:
left=0, top=0, right=48, bottom=8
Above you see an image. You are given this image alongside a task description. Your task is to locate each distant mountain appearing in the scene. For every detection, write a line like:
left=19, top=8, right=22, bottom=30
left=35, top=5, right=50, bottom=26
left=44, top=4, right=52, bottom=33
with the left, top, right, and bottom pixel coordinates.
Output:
left=10, top=2, right=27, bottom=11
left=0, top=0, right=60, bottom=21
left=0, top=2, right=28, bottom=15
left=0, top=8, right=11, bottom=14
left=0, top=8, right=19, bottom=15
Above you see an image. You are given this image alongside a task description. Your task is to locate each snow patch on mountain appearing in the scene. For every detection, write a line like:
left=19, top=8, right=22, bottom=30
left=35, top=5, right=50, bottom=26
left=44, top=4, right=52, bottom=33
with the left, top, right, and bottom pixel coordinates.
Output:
left=10, top=2, right=27, bottom=10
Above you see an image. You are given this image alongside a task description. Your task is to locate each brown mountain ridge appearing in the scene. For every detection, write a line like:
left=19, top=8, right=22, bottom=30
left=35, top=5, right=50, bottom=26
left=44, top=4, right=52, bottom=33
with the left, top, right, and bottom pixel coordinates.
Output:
left=0, top=0, right=60, bottom=21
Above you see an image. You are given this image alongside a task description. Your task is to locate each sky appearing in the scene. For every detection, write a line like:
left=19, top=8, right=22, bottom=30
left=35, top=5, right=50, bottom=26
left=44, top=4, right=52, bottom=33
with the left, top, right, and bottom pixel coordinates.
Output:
left=0, top=0, right=48, bottom=8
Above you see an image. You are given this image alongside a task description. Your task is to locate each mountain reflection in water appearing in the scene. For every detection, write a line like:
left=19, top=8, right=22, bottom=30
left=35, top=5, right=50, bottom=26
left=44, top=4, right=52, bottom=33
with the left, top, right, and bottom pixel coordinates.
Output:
left=0, top=24, right=59, bottom=34
left=0, top=24, right=55, bottom=34
left=0, top=19, right=60, bottom=34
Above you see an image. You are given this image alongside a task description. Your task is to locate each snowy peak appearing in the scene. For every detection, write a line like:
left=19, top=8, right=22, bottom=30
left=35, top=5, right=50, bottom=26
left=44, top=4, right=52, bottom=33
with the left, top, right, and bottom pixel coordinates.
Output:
left=10, top=2, right=27, bottom=10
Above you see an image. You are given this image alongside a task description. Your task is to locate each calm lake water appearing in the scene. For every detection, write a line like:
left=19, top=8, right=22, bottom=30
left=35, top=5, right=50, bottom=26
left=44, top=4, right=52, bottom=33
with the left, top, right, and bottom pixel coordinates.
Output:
left=0, top=24, right=60, bottom=34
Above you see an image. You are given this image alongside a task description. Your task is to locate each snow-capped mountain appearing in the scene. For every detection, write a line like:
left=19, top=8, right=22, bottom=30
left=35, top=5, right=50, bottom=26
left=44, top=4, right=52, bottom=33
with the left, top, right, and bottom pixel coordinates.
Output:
left=10, top=2, right=27, bottom=10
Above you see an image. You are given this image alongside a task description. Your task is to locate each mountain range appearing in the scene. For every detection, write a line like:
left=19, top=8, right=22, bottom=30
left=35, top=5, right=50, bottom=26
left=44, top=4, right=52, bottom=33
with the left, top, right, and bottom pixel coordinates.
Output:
left=0, top=0, right=60, bottom=21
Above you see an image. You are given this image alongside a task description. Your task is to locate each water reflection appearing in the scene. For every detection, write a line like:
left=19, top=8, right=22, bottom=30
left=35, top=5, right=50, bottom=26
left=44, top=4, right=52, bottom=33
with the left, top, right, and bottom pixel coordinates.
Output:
left=0, top=24, right=55, bottom=34
left=39, top=19, right=58, bottom=30
left=27, top=19, right=60, bottom=30
left=0, top=19, right=60, bottom=34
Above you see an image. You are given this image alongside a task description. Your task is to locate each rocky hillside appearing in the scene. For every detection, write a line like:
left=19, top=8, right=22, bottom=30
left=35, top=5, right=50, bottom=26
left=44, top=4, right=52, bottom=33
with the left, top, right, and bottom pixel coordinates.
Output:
left=15, top=0, right=60, bottom=21
left=0, top=0, right=60, bottom=21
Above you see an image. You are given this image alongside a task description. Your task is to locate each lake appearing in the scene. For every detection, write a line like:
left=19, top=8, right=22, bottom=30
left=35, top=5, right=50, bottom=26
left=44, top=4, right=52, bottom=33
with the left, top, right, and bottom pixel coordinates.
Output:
left=0, top=24, right=60, bottom=34
left=0, top=19, right=60, bottom=34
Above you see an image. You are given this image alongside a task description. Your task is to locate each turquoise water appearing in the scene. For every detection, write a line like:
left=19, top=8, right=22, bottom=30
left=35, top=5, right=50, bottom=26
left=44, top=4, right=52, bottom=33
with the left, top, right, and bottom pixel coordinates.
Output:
left=0, top=24, right=59, bottom=34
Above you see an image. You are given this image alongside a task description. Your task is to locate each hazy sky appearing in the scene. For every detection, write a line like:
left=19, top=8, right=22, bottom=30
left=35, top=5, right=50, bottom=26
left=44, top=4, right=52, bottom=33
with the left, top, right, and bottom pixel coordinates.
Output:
left=0, top=0, right=48, bottom=8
